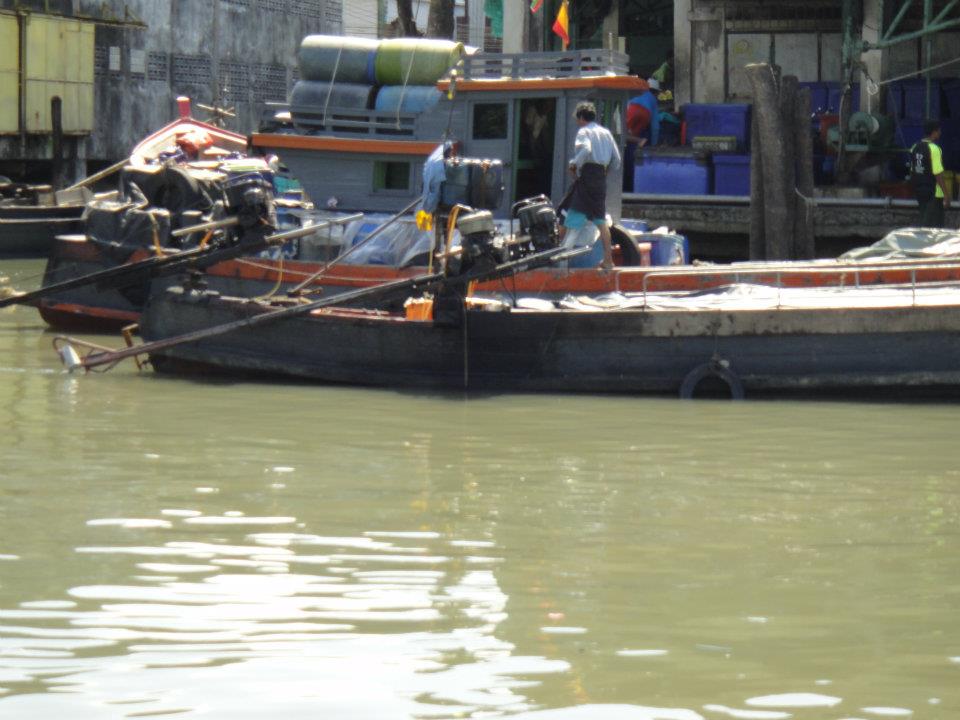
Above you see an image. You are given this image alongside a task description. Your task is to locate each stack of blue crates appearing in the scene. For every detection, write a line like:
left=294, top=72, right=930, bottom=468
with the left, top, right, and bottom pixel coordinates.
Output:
left=798, top=82, right=860, bottom=113
left=633, top=148, right=711, bottom=195
left=886, top=77, right=960, bottom=171
left=685, top=103, right=752, bottom=197
left=713, top=154, right=751, bottom=196
left=633, top=104, right=751, bottom=196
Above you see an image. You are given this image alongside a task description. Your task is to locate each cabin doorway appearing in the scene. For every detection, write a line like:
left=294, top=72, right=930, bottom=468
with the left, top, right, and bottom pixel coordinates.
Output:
left=513, top=98, right=556, bottom=203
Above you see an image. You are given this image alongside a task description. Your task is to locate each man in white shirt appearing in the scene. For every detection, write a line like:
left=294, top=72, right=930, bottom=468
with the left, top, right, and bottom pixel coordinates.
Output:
left=560, top=102, right=621, bottom=271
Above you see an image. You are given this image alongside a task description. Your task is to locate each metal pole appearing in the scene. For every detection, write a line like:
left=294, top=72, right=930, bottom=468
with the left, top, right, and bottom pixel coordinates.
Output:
left=869, top=17, right=960, bottom=49
left=883, top=0, right=914, bottom=41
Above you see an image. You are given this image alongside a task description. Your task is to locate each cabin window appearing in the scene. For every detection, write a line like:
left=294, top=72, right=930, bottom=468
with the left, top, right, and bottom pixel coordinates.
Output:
left=373, top=161, right=410, bottom=191
left=473, top=103, right=508, bottom=140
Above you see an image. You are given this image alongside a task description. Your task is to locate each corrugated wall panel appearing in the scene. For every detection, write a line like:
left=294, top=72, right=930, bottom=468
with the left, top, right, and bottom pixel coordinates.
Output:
left=0, top=14, right=17, bottom=133
left=728, top=34, right=771, bottom=98
left=23, top=16, right=94, bottom=133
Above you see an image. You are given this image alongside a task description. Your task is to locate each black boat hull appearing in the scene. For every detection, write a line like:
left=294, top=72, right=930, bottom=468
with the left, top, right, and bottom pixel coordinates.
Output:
left=140, top=287, right=960, bottom=396
left=0, top=205, right=85, bottom=256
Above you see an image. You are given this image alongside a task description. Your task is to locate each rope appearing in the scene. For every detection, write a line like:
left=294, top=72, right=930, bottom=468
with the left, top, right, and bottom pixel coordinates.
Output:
left=322, top=46, right=344, bottom=126
left=443, top=59, right=463, bottom=141
left=862, top=55, right=960, bottom=109
left=252, top=252, right=285, bottom=300
left=866, top=55, right=960, bottom=94
left=396, top=42, right=417, bottom=129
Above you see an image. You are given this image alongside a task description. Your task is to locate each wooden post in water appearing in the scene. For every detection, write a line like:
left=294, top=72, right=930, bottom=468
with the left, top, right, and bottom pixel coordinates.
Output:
left=51, top=96, right=64, bottom=190
left=746, top=63, right=790, bottom=259
left=779, top=75, right=799, bottom=260
left=793, top=87, right=816, bottom=259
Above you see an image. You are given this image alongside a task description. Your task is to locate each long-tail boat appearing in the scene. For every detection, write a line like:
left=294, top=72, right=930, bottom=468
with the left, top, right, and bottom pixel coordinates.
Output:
left=31, top=43, right=960, bottom=332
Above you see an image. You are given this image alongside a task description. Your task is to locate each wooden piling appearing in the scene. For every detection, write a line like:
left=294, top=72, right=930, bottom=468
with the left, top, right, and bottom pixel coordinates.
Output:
left=51, top=97, right=63, bottom=190
left=779, top=75, right=799, bottom=261
left=746, top=63, right=790, bottom=259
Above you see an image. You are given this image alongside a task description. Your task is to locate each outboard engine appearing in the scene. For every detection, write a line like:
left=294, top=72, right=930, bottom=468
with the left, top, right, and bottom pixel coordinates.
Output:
left=454, top=209, right=503, bottom=276
left=512, top=195, right=559, bottom=254
left=224, top=173, right=277, bottom=234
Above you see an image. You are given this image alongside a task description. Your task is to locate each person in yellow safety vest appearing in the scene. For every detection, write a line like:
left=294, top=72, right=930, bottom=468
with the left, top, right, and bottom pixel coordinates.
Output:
left=908, top=120, right=951, bottom=228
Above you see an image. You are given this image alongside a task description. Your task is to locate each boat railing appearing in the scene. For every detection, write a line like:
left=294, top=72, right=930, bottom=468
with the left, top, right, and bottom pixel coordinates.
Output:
left=459, top=49, right=631, bottom=80
left=622, top=258, right=960, bottom=308
left=287, top=105, right=420, bottom=137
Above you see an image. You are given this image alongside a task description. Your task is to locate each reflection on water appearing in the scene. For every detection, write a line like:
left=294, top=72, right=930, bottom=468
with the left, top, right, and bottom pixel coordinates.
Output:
left=1, top=259, right=959, bottom=718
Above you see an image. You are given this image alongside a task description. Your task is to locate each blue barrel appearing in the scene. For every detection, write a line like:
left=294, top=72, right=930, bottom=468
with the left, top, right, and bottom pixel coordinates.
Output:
left=298, top=35, right=380, bottom=84
left=289, top=80, right=377, bottom=111
left=374, top=86, right=443, bottom=114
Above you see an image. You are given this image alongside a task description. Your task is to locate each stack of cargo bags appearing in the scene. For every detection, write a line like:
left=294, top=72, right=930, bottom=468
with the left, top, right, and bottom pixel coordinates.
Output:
left=290, top=35, right=463, bottom=127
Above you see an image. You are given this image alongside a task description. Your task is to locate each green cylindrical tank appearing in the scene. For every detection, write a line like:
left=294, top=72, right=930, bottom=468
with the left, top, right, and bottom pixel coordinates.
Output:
left=298, top=35, right=380, bottom=84
left=374, top=39, right=464, bottom=87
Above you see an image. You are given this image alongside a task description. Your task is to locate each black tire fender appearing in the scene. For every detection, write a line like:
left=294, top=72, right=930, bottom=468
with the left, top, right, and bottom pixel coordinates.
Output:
left=610, top=224, right=643, bottom=266
left=679, top=358, right=745, bottom=400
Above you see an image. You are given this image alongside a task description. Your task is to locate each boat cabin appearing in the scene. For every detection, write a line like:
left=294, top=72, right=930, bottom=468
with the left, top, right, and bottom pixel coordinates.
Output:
left=252, top=49, right=646, bottom=220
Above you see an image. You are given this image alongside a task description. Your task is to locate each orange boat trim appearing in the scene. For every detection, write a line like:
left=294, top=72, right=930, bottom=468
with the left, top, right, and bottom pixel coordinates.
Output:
left=252, top=134, right=439, bottom=156
left=436, top=76, right=648, bottom=93
left=38, top=302, right=140, bottom=322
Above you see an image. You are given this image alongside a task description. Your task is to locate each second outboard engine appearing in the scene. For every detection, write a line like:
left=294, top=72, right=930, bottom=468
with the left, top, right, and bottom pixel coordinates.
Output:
left=512, top=195, right=559, bottom=254
left=455, top=209, right=503, bottom=276
left=224, top=173, right=277, bottom=234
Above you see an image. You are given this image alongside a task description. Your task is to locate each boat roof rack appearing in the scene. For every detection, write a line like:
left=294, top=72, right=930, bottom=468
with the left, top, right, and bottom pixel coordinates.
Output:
left=457, top=49, right=631, bottom=81
left=286, top=107, right=419, bottom=137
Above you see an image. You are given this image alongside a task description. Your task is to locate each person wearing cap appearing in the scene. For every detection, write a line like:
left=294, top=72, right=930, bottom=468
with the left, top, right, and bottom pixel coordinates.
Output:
left=623, top=78, right=661, bottom=192
left=560, top=101, right=621, bottom=271
left=909, top=120, right=950, bottom=228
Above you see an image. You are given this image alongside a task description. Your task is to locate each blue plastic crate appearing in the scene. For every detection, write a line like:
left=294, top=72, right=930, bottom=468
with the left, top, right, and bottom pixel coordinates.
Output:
left=888, top=79, right=942, bottom=120
left=941, top=118, right=960, bottom=170
left=946, top=80, right=960, bottom=118
left=712, top=153, right=751, bottom=196
left=633, top=150, right=711, bottom=195
left=799, top=82, right=829, bottom=113
left=825, top=82, right=860, bottom=113
left=682, top=103, right=751, bottom=152
left=896, top=119, right=926, bottom=149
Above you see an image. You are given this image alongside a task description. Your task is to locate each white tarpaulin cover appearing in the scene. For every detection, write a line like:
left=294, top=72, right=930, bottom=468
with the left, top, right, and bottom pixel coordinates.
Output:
left=840, top=227, right=960, bottom=261
left=550, top=282, right=960, bottom=313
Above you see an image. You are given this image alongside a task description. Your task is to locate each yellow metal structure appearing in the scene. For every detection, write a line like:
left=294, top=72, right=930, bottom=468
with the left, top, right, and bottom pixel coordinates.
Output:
left=23, top=15, right=94, bottom=134
left=0, top=14, right=17, bottom=133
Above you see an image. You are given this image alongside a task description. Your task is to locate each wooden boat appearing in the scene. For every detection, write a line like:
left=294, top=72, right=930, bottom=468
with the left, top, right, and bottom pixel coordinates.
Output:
left=134, top=276, right=960, bottom=398
left=0, top=183, right=85, bottom=257
left=37, top=217, right=960, bottom=333
left=33, top=100, right=284, bottom=330
left=1, top=98, right=248, bottom=258
left=28, top=45, right=960, bottom=333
